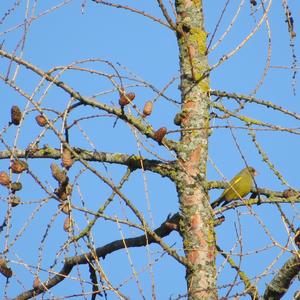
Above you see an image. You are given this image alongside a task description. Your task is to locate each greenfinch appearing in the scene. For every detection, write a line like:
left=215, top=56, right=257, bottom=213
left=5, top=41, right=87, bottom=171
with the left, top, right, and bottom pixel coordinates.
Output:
left=211, top=166, right=257, bottom=208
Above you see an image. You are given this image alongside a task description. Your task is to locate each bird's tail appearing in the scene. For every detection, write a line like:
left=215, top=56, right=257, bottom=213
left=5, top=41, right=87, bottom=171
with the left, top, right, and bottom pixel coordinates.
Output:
left=211, top=197, right=226, bottom=209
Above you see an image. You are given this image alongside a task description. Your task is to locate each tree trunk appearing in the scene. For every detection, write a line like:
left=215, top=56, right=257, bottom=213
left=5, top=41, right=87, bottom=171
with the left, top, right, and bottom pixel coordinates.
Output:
left=175, top=1, right=217, bottom=299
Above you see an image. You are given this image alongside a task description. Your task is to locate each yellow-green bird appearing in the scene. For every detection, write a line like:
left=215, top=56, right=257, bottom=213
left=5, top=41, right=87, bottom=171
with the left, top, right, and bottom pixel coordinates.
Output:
left=211, top=166, right=257, bottom=209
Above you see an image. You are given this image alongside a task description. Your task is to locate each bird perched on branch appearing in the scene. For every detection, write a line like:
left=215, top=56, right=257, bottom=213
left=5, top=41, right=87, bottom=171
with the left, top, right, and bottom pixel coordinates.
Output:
left=211, top=166, right=257, bottom=209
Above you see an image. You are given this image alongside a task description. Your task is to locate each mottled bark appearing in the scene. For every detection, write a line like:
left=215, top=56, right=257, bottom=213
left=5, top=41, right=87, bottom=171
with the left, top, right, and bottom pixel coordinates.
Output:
left=175, top=1, right=217, bottom=299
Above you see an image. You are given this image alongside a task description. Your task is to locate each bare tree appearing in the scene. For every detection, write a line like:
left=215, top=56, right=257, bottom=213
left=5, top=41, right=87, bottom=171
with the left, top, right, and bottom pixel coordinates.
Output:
left=0, top=1, right=299, bottom=299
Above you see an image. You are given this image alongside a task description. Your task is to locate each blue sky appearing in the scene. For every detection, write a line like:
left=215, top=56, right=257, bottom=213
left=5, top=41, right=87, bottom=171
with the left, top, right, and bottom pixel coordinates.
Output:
left=0, top=1, right=300, bottom=299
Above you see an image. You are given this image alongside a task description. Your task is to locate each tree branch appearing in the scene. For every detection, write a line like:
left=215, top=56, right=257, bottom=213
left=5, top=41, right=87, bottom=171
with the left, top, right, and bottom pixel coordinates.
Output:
left=92, top=0, right=171, bottom=29
left=13, top=214, right=181, bottom=300
left=207, top=181, right=299, bottom=198
left=263, top=252, right=300, bottom=300
left=211, top=90, right=300, bottom=121
left=0, top=147, right=174, bottom=178
left=156, top=0, right=177, bottom=30
left=217, top=245, right=259, bottom=300
left=0, top=49, right=178, bottom=151
left=214, top=196, right=300, bottom=214
left=208, top=181, right=300, bottom=211
left=211, top=102, right=300, bottom=135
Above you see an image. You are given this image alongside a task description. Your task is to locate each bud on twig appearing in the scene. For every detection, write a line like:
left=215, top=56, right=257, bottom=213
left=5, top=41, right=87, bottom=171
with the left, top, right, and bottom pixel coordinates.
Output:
left=9, top=196, right=21, bottom=207
left=33, top=277, right=42, bottom=290
left=283, top=188, right=298, bottom=198
left=174, top=113, right=182, bottom=126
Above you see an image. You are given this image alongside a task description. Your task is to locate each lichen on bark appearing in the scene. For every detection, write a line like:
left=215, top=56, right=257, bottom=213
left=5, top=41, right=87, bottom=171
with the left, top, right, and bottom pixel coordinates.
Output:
left=175, top=0, right=217, bottom=299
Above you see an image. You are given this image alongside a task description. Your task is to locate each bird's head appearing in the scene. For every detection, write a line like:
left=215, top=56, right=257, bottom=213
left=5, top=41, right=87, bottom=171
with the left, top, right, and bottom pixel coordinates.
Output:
left=247, top=166, right=257, bottom=177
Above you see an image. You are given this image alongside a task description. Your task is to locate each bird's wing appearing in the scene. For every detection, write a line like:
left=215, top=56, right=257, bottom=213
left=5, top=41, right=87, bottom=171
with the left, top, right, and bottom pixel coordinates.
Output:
left=231, top=175, right=243, bottom=186
left=212, top=174, right=243, bottom=208
left=223, top=175, right=246, bottom=200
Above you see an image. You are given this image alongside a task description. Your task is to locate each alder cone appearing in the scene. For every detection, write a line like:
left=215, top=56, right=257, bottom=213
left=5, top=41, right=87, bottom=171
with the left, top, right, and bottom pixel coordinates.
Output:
left=11, top=160, right=28, bottom=174
left=119, top=92, right=135, bottom=106
left=0, top=171, right=10, bottom=186
left=51, top=162, right=68, bottom=184
left=0, top=258, right=12, bottom=278
left=55, top=183, right=72, bottom=201
left=143, top=101, right=153, bottom=116
left=35, top=115, right=47, bottom=127
left=33, top=277, right=42, bottom=289
left=11, top=105, right=22, bottom=125
left=154, top=127, right=167, bottom=143
left=62, top=147, right=73, bottom=169
left=59, top=202, right=71, bottom=214
left=63, top=216, right=73, bottom=232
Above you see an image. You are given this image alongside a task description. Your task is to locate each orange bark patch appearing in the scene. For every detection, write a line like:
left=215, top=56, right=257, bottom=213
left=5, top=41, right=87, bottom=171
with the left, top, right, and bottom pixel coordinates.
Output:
left=188, top=45, right=196, bottom=58
left=190, top=214, right=201, bottom=229
left=184, top=0, right=193, bottom=9
left=181, top=101, right=198, bottom=126
left=195, top=230, right=205, bottom=244
left=182, top=195, right=198, bottom=205
left=182, top=146, right=202, bottom=177
left=188, top=249, right=200, bottom=263
left=207, top=245, right=216, bottom=261
left=190, top=145, right=201, bottom=162
left=183, top=100, right=196, bottom=109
